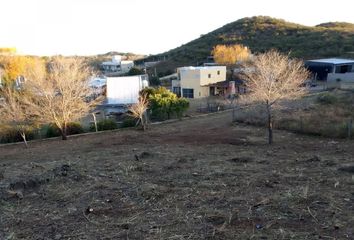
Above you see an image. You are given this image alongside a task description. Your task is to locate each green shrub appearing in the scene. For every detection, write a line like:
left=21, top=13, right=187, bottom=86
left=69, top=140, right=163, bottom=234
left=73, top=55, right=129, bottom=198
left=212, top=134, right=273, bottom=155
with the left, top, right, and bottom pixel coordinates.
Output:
left=127, top=67, right=144, bottom=76
left=120, top=116, right=136, bottom=128
left=46, top=122, right=84, bottom=138
left=149, top=76, right=161, bottom=86
left=0, top=126, right=36, bottom=144
left=90, top=119, right=118, bottom=131
left=172, top=98, right=189, bottom=119
left=316, top=93, right=337, bottom=105
left=140, top=87, right=189, bottom=120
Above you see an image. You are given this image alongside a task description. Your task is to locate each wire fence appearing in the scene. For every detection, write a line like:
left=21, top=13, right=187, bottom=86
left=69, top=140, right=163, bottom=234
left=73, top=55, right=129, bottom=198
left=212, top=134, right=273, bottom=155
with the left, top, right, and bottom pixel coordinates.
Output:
left=231, top=106, right=354, bottom=139
left=189, top=97, right=354, bottom=140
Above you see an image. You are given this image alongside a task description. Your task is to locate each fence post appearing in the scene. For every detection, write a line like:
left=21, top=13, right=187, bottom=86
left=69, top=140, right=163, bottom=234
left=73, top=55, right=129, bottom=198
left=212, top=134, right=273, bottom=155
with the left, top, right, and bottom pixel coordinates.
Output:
left=348, top=118, right=353, bottom=139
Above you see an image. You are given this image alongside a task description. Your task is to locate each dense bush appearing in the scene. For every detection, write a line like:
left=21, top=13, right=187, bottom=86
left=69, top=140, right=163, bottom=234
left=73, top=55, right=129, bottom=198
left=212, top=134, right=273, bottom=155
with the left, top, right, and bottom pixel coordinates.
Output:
left=90, top=119, right=118, bottom=131
left=46, top=122, right=84, bottom=138
left=149, top=76, right=160, bottom=86
left=0, top=125, right=36, bottom=143
left=120, top=116, right=136, bottom=128
left=127, top=67, right=144, bottom=76
left=140, top=87, right=189, bottom=120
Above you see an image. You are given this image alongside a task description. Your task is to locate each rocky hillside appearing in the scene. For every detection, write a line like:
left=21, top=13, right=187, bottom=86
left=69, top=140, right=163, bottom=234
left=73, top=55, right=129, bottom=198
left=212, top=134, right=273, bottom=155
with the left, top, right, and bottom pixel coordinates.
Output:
left=147, top=16, right=354, bottom=73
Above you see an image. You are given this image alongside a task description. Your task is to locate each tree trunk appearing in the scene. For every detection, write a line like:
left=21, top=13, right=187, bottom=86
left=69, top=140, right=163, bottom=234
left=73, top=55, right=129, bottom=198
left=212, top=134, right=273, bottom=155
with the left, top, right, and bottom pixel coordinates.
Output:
left=230, top=68, right=234, bottom=81
left=61, top=125, right=67, bottom=140
left=140, top=116, right=146, bottom=131
left=20, top=132, right=28, bottom=148
left=92, top=113, right=98, bottom=132
left=135, top=118, right=141, bottom=128
left=145, top=111, right=149, bottom=129
left=266, top=104, right=273, bottom=145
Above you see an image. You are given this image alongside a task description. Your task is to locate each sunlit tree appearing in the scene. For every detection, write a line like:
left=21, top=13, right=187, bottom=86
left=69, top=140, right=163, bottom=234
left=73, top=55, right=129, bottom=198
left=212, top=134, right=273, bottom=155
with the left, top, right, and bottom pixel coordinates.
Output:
left=212, top=44, right=250, bottom=66
left=0, top=86, right=35, bottom=147
left=241, top=50, right=309, bottom=144
left=0, top=55, right=44, bottom=85
left=128, top=94, right=149, bottom=131
left=27, top=57, right=100, bottom=140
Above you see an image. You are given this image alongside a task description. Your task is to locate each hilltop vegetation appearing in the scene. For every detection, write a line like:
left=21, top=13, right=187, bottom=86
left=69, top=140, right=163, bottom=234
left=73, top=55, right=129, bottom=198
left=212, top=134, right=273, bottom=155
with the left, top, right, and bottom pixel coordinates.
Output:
left=147, top=16, right=354, bottom=73
left=0, top=50, right=145, bottom=74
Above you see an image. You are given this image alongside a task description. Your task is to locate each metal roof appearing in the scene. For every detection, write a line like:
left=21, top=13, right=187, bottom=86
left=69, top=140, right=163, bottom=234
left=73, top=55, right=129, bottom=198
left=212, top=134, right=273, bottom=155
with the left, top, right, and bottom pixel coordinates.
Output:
left=306, top=58, right=354, bottom=65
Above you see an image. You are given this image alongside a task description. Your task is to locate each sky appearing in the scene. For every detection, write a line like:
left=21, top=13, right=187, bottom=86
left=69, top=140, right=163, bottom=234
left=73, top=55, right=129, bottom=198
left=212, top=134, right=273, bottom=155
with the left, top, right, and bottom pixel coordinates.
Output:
left=1, top=0, right=354, bottom=56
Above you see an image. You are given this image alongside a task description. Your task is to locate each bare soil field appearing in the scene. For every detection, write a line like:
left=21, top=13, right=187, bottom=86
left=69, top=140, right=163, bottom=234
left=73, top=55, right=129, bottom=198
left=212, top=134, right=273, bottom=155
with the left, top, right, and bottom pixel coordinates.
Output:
left=1, top=111, right=354, bottom=239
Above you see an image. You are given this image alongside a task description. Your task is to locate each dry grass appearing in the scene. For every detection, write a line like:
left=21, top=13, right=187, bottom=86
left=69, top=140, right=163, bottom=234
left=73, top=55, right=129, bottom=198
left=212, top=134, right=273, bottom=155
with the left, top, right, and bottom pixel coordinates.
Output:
left=233, top=90, right=354, bottom=139
left=0, top=110, right=354, bottom=239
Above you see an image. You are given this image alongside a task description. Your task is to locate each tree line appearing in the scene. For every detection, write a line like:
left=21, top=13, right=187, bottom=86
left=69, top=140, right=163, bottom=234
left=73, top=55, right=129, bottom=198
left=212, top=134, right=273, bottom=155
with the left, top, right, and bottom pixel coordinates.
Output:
left=0, top=46, right=309, bottom=146
left=0, top=56, right=99, bottom=145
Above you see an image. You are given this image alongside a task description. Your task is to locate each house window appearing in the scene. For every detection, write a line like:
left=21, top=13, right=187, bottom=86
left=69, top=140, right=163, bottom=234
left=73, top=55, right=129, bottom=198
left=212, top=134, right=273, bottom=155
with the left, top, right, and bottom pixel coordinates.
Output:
left=208, top=74, right=211, bottom=78
left=182, top=88, right=194, bottom=98
left=335, top=65, right=351, bottom=73
left=217, top=71, right=220, bottom=75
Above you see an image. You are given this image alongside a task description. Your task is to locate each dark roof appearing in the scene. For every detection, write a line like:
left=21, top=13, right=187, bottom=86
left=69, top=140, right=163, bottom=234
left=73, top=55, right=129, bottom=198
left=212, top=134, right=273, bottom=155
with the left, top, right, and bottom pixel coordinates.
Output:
left=203, top=80, right=244, bottom=87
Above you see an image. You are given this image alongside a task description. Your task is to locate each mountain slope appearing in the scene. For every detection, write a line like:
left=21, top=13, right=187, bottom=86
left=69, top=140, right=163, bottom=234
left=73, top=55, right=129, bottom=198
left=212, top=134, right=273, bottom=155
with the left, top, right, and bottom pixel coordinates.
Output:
left=148, top=16, right=354, bottom=73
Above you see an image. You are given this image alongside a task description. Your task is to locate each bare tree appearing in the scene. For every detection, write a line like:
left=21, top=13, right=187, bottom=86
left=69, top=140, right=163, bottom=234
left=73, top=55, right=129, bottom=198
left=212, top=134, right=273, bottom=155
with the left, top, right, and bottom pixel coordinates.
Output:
left=128, top=94, right=149, bottom=131
left=241, top=50, right=309, bottom=144
left=27, top=57, right=99, bottom=140
left=0, top=86, right=35, bottom=147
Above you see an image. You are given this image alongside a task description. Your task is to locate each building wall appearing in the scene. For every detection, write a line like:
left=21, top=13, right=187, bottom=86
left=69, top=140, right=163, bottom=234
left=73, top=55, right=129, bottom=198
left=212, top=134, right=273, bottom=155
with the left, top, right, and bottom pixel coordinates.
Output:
left=327, top=73, right=354, bottom=89
left=171, top=79, right=180, bottom=88
left=199, top=67, right=226, bottom=86
left=178, top=66, right=226, bottom=99
left=121, top=61, right=134, bottom=73
left=102, top=57, right=134, bottom=73
left=328, top=72, right=354, bottom=82
left=102, top=64, right=120, bottom=72
left=106, top=75, right=148, bottom=104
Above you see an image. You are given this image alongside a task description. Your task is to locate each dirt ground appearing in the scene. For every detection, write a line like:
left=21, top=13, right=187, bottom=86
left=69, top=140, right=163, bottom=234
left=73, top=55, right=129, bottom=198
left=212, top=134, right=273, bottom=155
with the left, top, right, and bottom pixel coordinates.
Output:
left=1, top=110, right=354, bottom=240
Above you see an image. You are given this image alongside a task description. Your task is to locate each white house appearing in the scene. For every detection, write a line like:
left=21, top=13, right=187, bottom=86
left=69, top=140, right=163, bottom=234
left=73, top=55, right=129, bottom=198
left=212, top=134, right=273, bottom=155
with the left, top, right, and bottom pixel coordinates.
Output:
left=106, top=75, right=149, bottom=105
left=159, top=73, right=178, bottom=89
left=101, top=55, right=134, bottom=74
left=306, top=58, right=354, bottom=88
left=173, top=66, right=227, bottom=98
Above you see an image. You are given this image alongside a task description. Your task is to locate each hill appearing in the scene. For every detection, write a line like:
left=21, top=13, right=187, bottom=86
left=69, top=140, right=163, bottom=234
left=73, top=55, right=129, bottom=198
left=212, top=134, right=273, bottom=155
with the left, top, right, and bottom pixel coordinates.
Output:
left=147, top=16, right=354, bottom=73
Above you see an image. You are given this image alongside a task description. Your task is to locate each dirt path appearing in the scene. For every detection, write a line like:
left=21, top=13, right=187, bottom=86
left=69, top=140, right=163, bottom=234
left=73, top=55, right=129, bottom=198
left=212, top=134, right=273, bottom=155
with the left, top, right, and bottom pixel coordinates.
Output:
left=1, top=111, right=354, bottom=239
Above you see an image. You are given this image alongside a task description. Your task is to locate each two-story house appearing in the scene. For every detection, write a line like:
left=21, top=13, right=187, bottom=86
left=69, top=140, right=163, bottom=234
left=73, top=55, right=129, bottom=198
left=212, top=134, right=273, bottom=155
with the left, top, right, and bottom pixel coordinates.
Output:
left=101, top=55, right=134, bottom=74
left=173, top=66, right=227, bottom=98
